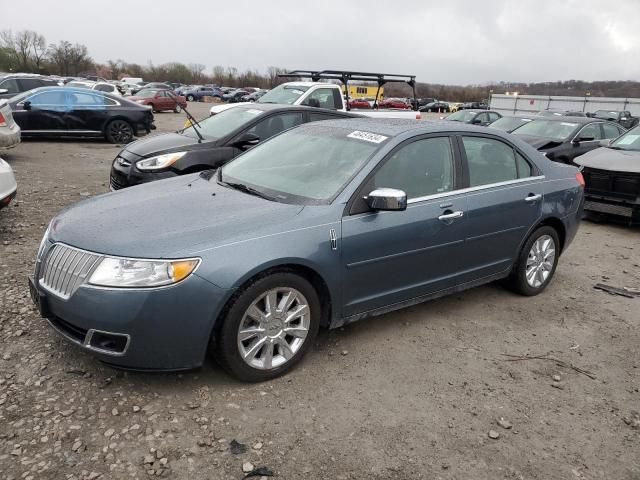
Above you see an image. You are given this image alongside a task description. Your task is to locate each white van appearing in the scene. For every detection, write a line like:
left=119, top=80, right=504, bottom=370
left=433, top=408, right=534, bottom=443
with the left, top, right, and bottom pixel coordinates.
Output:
left=120, top=77, right=143, bottom=85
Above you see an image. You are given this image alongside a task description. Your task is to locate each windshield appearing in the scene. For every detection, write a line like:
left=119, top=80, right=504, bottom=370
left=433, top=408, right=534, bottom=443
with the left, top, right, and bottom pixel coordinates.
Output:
left=445, top=110, right=477, bottom=122
left=220, top=126, right=383, bottom=204
left=513, top=119, right=579, bottom=141
left=489, top=117, right=532, bottom=132
left=135, top=89, right=158, bottom=98
left=610, top=125, right=640, bottom=151
left=257, top=84, right=309, bottom=104
left=182, top=107, right=265, bottom=140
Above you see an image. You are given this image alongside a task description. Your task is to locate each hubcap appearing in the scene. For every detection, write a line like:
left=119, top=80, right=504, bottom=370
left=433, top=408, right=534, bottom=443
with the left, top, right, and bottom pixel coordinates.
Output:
left=525, top=235, right=556, bottom=288
left=237, top=287, right=310, bottom=370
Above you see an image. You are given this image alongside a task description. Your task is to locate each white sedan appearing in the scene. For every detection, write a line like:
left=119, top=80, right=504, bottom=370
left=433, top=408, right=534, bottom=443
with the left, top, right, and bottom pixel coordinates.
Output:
left=0, top=157, right=17, bottom=209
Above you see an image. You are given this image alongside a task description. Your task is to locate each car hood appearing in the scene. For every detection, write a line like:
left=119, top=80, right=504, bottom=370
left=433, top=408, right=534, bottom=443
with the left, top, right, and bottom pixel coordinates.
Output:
left=123, top=132, right=214, bottom=158
left=515, top=135, right=563, bottom=150
left=574, top=147, right=640, bottom=173
left=49, top=174, right=304, bottom=258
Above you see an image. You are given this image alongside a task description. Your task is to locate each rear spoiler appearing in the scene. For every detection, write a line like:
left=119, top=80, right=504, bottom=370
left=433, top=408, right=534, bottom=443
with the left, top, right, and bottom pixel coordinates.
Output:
left=278, top=69, right=418, bottom=112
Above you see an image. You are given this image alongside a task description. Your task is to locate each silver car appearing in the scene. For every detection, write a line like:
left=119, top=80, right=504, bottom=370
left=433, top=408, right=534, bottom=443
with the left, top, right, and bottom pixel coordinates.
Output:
left=0, top=99, right=20, bottom=149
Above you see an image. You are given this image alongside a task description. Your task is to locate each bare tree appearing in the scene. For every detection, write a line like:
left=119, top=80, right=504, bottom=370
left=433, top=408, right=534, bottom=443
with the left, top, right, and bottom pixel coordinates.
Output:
left=30, top=31, right=47, bottom=71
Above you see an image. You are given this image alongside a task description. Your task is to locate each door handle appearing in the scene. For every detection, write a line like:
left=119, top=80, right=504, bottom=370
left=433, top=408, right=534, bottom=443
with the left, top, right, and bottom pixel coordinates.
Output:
left=524, top=194, right=542, bottom=202
left=438, top=211, right=464, bottom=221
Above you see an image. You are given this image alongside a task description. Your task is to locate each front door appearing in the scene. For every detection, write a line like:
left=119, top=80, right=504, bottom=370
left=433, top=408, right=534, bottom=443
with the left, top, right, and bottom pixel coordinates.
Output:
left=14, top=90, right=68, bottom=132
left=341, top=135, right=468, bottom=317
left=456, top=134, right=543, bottom=283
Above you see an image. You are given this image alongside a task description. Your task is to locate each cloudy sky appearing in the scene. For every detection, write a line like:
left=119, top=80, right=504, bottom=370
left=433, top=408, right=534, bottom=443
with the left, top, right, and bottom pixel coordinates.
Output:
left=2, top=0, right=639, bottom=85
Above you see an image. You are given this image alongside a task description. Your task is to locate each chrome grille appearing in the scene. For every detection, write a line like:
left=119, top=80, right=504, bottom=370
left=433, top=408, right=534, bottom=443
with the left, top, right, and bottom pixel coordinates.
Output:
left=39, top=244, right=102, bottom=299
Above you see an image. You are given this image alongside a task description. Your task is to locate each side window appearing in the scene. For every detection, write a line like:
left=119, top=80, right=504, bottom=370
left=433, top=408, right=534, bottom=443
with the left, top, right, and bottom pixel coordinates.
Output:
left=488, top=112, right=501, bottom=122
left=369, top=137, right=454, bottom=200
left=19, top=78, right=45, bottom=91
left=68, top=92, right=106, bottom=106
left=462, top=136, right=522, bottom=187
left=246, top=113, right=304, bottom=141
left=474, top=113, right=489, bottom=124
left=94, top=84, right=112, bottom=92
left=302, top=88, right=338, bottom=109
left=28, top=91, right=67, bottom=106
left=516, top=152, right=533, bottom=178
left=0, top=78, right=19, bottom=93
left=602, top=123, right=621, bottom=139
left=577, top=123, right=602, bottom=140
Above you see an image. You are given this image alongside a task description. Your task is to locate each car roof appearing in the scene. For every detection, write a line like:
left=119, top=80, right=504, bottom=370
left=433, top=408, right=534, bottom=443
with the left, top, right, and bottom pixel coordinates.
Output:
left=528, top=116, right=596, bottom=124
left=297, top=118, right=508, bottom=137
left=232, top=103, right=359, bottom=117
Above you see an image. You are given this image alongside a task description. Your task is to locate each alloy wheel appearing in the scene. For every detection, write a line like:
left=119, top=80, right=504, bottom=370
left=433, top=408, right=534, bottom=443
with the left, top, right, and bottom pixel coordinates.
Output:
left=525, top=234, right=556, bottom=288
left=236, top=287, right=310, bottom=370
left=108, top=120, right=133, bottom=144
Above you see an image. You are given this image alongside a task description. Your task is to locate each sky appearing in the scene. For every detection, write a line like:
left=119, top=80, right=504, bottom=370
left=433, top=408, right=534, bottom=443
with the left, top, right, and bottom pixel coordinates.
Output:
left=1, top=0, right=639, bottom=85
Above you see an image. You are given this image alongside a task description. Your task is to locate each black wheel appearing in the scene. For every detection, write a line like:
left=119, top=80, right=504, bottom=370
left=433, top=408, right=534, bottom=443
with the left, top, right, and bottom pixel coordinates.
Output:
left=213, top=271, right=321, bottom=382
left=174, top=104, right=182, bottom=113
left=105, top=119, right=134, bottom=144
left=187, top=94, right=195, bottom=101
left=508, top=226, right=560, bottom=296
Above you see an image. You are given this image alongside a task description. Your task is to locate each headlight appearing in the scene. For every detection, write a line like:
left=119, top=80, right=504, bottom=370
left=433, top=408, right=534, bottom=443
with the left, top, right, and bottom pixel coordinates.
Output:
left=88, top=257, right=200, bottom=288
left=136, top=152, right=187, bottom=171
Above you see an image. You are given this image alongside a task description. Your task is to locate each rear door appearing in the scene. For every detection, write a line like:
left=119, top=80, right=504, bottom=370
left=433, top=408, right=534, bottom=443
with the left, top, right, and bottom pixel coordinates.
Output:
left=456, top=134, right=543, bottom=282
left=341, top=135, right=468, bottom=316
left=64, top=91, right=112, bottom=132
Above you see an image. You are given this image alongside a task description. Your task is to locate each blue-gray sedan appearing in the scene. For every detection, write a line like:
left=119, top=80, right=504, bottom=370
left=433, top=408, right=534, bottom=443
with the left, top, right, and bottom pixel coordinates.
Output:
left=29, top=119, right=585, bottom=381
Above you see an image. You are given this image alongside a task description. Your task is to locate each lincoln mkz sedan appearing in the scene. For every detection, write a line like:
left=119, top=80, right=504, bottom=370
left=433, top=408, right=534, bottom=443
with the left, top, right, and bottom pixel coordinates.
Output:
left=29, top=119, right=584, bottom=381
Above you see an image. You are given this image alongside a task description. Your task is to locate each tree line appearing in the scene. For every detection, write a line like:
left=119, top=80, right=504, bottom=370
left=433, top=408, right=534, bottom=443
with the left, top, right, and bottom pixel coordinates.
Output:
left=2, top=29, right=639, bottom=99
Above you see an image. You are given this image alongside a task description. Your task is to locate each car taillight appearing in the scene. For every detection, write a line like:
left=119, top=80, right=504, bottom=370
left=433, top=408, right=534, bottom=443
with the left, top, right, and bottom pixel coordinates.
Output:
left=576, top=172, right=585, bottom=188
left=0, top=112, right=6, bottom=127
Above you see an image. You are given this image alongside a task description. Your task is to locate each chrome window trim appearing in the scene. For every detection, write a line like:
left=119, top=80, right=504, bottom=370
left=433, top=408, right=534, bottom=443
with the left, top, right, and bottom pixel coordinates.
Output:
left=406, top=175, right=546, bottom=204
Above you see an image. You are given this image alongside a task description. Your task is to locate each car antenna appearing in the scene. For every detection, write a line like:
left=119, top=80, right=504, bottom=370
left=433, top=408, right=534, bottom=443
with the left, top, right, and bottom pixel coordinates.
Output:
left=166, top=91, right=204, bottom=143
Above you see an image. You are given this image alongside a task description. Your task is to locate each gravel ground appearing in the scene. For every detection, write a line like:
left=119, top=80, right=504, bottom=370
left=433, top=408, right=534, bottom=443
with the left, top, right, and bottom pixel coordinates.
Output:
left=0, top=103, right=639, bottom=480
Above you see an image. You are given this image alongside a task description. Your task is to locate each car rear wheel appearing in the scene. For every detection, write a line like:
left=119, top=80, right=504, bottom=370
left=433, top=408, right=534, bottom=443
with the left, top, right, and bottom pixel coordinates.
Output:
left=213, top=272, right=320, bottom=382
left=509, top=226, right=560, bottom=296
left=105, top=119, right=134, bottom=144
left=187, top=94, right=195, bottom=101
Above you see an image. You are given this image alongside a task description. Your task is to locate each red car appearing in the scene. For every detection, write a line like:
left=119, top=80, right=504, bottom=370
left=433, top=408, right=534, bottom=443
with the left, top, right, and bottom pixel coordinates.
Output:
left=348, top=98, right=371, bottom=109
left=378, top=98, right=411, bottom=109
left=129, top=88, right=187, bottom=113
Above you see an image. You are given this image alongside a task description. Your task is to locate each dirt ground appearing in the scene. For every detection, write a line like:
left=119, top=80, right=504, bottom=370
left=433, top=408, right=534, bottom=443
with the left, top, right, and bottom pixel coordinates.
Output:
left=0, top=103, right=639, bottom=480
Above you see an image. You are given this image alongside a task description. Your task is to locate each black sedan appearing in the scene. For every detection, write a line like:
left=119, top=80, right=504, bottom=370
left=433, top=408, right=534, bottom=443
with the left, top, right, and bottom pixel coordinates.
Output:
left=110, top=104, right=358, bottom=190
left=512, top=117, right=626, bottom=164
left=8, top=87, right=154, bottom=144
left=420, top=101, right=450, bottom=112
left=575, top=125, right=640, bottom=225
left=442, top=109, right=502, bottom=126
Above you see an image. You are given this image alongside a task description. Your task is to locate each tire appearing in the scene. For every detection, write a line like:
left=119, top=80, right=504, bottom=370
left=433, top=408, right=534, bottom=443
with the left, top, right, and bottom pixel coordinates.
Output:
left=148, top=103, right=157, bottom=113
left=187, top=94, right=195, bottom=102
left=105, top=119, right=134, bottom=144
left=508, top=226, right=560, bottom=296
left=174, top=104, right=182, bottom=113
left=213, top=271, right=321, bottom=382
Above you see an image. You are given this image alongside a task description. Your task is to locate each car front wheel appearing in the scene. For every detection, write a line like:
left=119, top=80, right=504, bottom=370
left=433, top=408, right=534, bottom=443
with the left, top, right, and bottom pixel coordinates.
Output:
left=509, top=226, right=560, bottom=296
left=213, top=272, right=320, bottom=381
left=187, top=95, right=195, bottom=101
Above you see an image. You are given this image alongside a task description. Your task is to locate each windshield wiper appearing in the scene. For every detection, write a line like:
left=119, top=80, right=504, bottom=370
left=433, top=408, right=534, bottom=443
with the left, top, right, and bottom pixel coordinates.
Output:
left=217, top=179, right=275, bottom=201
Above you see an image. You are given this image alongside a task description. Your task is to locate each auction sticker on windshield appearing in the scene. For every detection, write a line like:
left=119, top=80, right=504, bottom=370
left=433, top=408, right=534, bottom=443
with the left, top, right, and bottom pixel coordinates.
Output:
left=246, top=109, right=264, bottom=115
left=347, top=131, right=388, bottom=143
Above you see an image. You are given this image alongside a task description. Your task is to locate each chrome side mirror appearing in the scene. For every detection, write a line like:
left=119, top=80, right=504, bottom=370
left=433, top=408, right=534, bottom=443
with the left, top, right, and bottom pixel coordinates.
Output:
left=599, top=139, right=612, bottom=147
left=365, top=188, right=407, bottom=211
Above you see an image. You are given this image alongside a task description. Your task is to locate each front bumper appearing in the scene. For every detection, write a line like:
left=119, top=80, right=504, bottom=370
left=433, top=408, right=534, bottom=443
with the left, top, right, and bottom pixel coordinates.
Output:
left=29, top=243, right=231, bottom=370
left=583, top=194, right=640, bottom=224
left=110, top=153, right=177, bottom=190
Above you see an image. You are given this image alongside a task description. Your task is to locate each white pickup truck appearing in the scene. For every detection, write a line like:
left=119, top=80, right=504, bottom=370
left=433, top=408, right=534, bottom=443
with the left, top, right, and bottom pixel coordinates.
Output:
left=210, top=81, right=422, bottom=119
